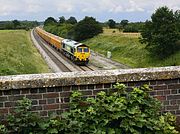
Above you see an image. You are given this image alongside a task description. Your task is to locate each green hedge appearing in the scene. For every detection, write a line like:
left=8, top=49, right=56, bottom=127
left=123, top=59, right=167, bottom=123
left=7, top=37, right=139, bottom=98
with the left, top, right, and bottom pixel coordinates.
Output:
left=0, top=84, right=179, bottom=134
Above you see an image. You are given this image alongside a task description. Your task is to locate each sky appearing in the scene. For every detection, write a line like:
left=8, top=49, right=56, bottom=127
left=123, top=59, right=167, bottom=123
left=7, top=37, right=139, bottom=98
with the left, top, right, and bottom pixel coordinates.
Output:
left=0, top=0, right=179, bottom=22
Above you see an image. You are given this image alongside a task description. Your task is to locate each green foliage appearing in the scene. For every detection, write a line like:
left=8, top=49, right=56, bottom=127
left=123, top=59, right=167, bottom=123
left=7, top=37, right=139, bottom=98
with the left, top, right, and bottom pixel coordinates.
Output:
left=44, top=16, right=102, bottom=41
left=59, top=16, right=66, bottom=24
left=66, top=16, right=77, bottom=25
left=123, top=25, right=139, bottom=33
left=55, top=83, right=178, bottom=134
left=0, top=125, right=7, bottom=134
left=0, top=84, right=179, bottom=133
left=83, top=34, right=180, bottom=67
left=140, top=6, right=180, bottom=59
left=44, top=17, right=57, bottom=26
left=0, top=20, right=39, bottom=30
left=73, top=16, right=103, bottom=41
left=7, top=97, right=42, bottom=133
left=44, top=23, right=74, bottom=39
left=108, top=19, right=116, bottom=28
left=120, top=20, right=129, bottom=28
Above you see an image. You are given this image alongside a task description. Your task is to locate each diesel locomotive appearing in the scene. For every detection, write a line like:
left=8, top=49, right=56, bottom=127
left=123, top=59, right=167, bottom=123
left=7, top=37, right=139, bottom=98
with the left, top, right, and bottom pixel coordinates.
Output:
left=35, top=27, right=90, bottom=65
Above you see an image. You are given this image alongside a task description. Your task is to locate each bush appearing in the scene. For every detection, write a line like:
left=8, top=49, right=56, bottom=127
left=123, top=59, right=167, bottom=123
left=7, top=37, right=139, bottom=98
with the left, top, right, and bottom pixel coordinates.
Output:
left=0, top=84, right=179, bottom=134
left=56, top=84, right=178, bottom=134
left=123, top=26, right=139, bottom=33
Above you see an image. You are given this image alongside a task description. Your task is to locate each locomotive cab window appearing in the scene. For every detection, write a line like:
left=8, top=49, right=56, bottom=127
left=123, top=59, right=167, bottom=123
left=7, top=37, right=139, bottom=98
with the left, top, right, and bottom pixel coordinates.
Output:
left=63, top=43, right=65, bottom=48
left=77, top=47, right=83, bottom=52
left=84, top=48, right=89, bottom=53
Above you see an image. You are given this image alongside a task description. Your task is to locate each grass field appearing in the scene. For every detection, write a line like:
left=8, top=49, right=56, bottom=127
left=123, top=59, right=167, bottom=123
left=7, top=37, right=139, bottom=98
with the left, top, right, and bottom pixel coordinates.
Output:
left=0, top=30, right=50, bottom=76
left=83, top=32, right=180, bottom=68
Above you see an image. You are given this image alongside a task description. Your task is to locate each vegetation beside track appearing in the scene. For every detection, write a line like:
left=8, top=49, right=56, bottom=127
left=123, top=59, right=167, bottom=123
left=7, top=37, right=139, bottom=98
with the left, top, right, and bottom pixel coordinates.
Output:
left=83, top=33, right=180, bottom=68
left=0, top=30, right=50, bottom=76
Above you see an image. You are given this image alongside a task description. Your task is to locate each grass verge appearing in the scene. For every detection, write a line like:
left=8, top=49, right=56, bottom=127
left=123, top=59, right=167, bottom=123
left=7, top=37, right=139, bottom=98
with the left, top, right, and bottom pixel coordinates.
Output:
left=83, top=34, right=180, bottom=68
left=0, top=30, right=50, bottom=76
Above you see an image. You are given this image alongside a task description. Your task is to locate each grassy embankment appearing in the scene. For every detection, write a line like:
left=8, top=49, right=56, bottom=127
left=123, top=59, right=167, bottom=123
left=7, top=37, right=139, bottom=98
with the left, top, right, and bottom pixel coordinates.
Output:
left=0, top=30, right=50, bottom=76
left=83, top=28, right=180, bottom=68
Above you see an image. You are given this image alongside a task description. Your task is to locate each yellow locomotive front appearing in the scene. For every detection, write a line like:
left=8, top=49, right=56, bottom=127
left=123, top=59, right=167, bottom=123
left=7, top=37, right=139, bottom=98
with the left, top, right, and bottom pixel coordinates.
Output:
left=62, top=39, right=90, bottom=65
left=74, top=44, right=90, bottom=64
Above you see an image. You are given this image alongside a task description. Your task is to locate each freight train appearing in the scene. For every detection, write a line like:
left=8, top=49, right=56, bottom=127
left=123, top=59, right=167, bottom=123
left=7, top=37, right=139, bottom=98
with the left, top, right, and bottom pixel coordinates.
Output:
left=35, top=27, right=90, bottom=65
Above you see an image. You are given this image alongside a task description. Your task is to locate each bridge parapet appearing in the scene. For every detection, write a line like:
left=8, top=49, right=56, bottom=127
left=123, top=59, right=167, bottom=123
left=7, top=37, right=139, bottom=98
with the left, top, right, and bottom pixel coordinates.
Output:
left=0, top=66, right=179, bottom=120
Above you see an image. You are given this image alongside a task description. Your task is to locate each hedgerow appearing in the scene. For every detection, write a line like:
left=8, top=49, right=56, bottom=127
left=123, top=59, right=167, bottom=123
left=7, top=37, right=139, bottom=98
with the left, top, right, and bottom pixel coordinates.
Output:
left=0, top=84, right=179, bottom=134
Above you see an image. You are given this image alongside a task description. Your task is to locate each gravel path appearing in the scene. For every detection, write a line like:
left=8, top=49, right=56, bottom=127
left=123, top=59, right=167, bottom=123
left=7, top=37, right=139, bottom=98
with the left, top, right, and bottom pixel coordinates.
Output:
left=89, top=51, right=130, bottom=70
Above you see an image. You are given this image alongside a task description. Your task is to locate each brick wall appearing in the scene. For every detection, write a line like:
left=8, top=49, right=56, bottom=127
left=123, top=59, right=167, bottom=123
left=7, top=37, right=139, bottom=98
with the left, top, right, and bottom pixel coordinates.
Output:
left=0, top=66, right=179, bottom=121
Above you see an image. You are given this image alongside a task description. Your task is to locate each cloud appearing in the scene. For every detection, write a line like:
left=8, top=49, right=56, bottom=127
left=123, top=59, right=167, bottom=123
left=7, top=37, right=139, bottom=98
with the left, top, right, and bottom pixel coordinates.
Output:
left=0, top=0, right=179, bottom=21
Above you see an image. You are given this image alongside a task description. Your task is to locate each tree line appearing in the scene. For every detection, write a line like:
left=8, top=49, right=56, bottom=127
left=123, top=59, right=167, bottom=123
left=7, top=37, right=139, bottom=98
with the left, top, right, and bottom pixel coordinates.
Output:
left=0, top=20, right=39, bottom=30
left=43, top=16, right=103, bottom=41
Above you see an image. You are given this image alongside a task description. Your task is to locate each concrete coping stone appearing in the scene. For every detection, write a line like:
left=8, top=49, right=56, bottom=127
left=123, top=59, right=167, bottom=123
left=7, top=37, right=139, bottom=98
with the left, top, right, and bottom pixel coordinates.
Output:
left=0, top=66, right=179, bottom=90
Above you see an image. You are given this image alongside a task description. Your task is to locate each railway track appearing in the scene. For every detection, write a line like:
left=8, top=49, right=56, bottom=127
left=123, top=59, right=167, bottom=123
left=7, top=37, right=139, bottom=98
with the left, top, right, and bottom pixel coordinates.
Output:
left=32, top=30, right=74, bottom=72
left=78, top=65, right=95, bottom=71
left=32, top=29, right=97, bottom=72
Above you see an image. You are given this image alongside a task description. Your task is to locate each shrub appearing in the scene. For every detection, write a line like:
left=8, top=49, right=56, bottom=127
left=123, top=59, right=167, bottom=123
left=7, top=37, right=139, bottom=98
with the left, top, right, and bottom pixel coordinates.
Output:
left=6, top=97, right=43, bottom=134
left=0, top=84, right=179, bottom=134
left=57, top=83, right=178, bottom=134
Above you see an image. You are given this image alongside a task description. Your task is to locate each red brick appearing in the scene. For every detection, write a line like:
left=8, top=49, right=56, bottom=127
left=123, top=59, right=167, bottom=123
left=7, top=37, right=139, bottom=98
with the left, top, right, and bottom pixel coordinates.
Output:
left=31, top=106, right=42, bottom=111
left=87, top=85, right=95, bottom=89
left=26, top=94, right=42, bottom=99
left=150, top=81, right=157, bottom=85
left=79, top=85, right=87, bottom=90
left=61, top=103, right=69, bottom=109
left=164, top=90, right=170, bottom=95
left=21, top=89, right=30, bottom=94
left=0, top=97, right=8, bottom=102
left=167, top=95, right=180, bottom=100
left=104, top=84, right=111, bottom=88
left=177, top=100, right=180, bottom=104
left=166, top=105, right=179, bottom=110
left=9, top=95, right=24, bottom=101
left=0, top=103, right=3, bottom=108
left=168, top=84, right=180, bottom=89
left=149, top=91, right=156, bottom=96
left=62, top=86, right=71, bottom=91
left=170, top=100, right=177, bottom=105
left=0, top=108, right=8, bottom=114
left=60, top=92, right=71, bottom=97
left=163, top=100, right=169, bottom=105
left=95, top=84, right=103, bottom=89
left=40, top=111, right=48, bottom=116
left=47, top=99, right=55, bottom=104
left=171, top=89, right=178, bottom=94
left=44, top=104, right=59, bottom=110
left=155, top=96, right=166, bottom=101
left=39, top=100, right=46, bottom=105
left=43, top=93, right=59, bottom=99
left=176, top=110, right=180, bottom=114
left=5, top=102, right=17, bottom=107
left=80, top=91, right=92, bottom=96
left=157, top=91, right=164, bottom=95
left=153, top=85, right=167, bottom=90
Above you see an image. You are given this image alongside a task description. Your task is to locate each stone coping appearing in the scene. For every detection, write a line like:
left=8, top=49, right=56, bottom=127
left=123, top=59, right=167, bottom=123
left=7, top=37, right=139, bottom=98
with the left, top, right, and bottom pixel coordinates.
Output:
left=0, top=66, right=179, bottom=90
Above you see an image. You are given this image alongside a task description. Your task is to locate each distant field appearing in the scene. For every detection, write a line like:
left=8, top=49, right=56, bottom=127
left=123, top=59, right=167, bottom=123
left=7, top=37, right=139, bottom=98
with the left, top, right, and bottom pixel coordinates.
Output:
left=0, top=30, right=50, bottom=76
left=101, top=28, right=140, bottom=38
left=83, top=33, right=180, bottom=68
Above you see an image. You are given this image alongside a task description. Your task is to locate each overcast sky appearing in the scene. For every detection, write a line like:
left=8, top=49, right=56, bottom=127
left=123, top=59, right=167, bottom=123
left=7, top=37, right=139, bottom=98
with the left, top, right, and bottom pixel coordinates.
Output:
left=0, top=0, right=179, bottom=22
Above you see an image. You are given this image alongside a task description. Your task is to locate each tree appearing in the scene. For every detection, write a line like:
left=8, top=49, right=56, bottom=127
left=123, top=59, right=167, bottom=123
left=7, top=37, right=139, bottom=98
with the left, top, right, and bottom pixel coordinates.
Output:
left=12, top=20, right=20, bottom=29
left=107, top=19, right=116, bottom=28
left=59, top=16, right=66, bottom=24
left=73, top=16, right=103, bottom=41
left=140, top=6, right=180, bottom=59
left=44, top=17, right=57, bottom=26
left=120, top=19, right=129, bottom=28
left=66, top=16, right=77, bottom=25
